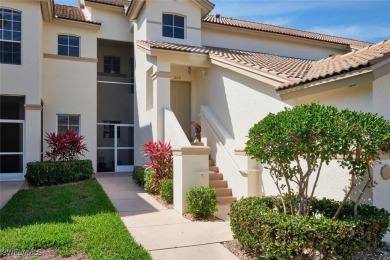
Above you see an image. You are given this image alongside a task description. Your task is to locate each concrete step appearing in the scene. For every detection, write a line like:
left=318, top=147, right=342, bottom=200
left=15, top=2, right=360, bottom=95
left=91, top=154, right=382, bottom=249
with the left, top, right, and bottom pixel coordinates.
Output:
left=215, top=188, right=232, bottom=196
left=209, top=166, right=219, bottom=173
left=209, top=180, right=227, bottom=188
left=209, top=173, right=223, bottom=181
left=209, top=159, right=215, bottom=166
left=217, top=196, right=237, bottom=205
left=191, top=142, right=204, bottom=146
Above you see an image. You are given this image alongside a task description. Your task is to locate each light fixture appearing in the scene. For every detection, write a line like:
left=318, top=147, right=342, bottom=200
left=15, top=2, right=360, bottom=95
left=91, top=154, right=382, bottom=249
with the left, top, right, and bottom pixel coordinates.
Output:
left=187, top=66, right=192, bottom=75
left=201, top=70, right=208, bottom=79
left=381, top=165, right=390, bottom=180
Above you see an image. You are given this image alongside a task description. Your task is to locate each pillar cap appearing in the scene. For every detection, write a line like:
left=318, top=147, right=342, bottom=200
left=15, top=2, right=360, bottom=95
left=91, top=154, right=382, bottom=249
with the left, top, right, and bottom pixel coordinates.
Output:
left=172, top=146, right=210, bottom=156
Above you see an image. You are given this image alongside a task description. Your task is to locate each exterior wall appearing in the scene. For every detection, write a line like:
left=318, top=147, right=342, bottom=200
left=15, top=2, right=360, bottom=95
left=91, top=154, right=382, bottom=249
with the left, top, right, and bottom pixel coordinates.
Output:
left=202, top=26, right=346, bottom=60
left=142, top=0, right=202, bottom=46
left=0, top=1, right=43, bottom=174
left=42, top=21, right=98, bottom=170
left=86, top=5, right=133, bottom=42
left=373, top=72, right=390, bottom=242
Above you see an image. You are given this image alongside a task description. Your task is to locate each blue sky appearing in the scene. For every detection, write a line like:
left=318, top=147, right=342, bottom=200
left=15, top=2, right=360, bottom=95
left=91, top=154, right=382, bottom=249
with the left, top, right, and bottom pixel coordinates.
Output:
left=56, top=0, right=390, bottom=43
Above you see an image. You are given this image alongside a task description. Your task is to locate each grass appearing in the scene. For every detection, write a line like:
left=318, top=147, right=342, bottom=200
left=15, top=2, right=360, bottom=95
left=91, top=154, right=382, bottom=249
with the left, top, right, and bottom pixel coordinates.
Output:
left=0, top=180, right=151, bottom=259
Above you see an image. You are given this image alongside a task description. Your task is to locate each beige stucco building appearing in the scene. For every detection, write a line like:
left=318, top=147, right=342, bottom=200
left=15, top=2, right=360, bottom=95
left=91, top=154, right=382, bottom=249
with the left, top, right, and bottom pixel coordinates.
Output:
left=1, top=0, right=389, bottom=240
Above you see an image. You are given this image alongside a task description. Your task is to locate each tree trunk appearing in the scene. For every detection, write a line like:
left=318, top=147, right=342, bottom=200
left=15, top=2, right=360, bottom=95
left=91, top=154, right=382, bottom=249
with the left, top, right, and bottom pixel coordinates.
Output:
left=333, top=173, right=356, bottom=220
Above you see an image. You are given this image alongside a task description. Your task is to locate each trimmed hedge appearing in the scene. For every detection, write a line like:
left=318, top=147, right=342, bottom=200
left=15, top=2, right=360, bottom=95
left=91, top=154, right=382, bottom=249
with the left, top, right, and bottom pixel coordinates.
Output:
left=160, top=179, right=173, bottom=204
left=26, top=160, right=93, bottom=186
left=186, top=187, right=217, bottom=218
left=144, top=170, right=158, bottom=194
left=132, top=166, right=145, bottom=186
left=230, top=196, right=390, bottom=259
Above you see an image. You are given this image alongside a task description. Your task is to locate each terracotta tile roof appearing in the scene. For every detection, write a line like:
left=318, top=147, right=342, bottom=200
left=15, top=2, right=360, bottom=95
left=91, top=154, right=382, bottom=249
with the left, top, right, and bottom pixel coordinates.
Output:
left=54, top=4, right=101, bottom=25
left=203, top=15, right=371, bottom=49
left=85, top=0, right=131, bottom=8
left=138, top=40, right=390, bottom=91
left=278, top=40, right=390, bottom=90
left=137, top=40, right=314, bottom=82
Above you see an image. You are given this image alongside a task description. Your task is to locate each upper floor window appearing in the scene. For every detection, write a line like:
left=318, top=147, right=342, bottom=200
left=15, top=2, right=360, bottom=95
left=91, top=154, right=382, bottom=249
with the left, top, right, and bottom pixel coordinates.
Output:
left=104, top=56, right=120, bottom=74
left=162, top=14, right=185, bottom=39
left=58, top=35, right=80, bottom=57
left=0, top=8, right=21, bottom=65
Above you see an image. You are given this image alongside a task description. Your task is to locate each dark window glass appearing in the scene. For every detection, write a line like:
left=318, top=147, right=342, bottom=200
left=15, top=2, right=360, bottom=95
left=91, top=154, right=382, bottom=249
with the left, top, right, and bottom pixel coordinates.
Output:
left=57, top=114, right=80, bottom=134
left=162, top=14, right=185, bottom=39
left=103, top=56, right=121, bottom=74
left=162, top=25, right=173, bottom=38
left=0, top=96, right=25, bottom=120
left=58, top=35, right=80, bottom=57
left=174, top=15, right=184, bottom=28
left=162, top=14, right=173, bottom=26
left=0, top=9, right=22, bottom=65
left=174, top=27, right=185, bottom=39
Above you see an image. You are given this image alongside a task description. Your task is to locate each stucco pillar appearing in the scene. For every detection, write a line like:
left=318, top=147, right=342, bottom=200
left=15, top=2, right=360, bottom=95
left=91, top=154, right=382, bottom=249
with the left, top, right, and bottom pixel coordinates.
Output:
left=373, top=74, right=390, bottom=243
left=234, top=148, right=263, bottom=197
left=24, top=104, right=42, bottom=169
left=152, top=63, right=170, bottom=141
left=173, top=146, right=211, bottom=214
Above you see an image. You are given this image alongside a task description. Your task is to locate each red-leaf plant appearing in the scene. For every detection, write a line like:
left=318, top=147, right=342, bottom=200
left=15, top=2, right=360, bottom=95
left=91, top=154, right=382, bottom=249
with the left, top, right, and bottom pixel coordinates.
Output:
left=45, top=129, right=88, bottom=161
left=141, top=140, right=173, bottom=192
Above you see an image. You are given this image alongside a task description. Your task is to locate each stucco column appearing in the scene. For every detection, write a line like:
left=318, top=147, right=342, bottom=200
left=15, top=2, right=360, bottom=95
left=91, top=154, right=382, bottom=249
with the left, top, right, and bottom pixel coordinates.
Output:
left=234, top=148, right=263, bottom=197
left=24, top=104, right=42, bottom=170
left=152, top=65, right=171, bottom=141
left=173, top=146, right=211, bottom=214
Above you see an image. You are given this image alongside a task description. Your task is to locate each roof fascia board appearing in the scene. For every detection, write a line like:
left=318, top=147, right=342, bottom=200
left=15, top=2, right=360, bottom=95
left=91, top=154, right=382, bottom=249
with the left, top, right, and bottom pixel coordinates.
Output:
left=278, top=68, right=373, bottom=100
left=371, top=59, right=390, bottom=80
left=126, top=0, right=145, bottom=20
left=40, top=0, right=54, bottom=21
left=85, top=1, right=124, bottom=13
left=192, top=0, right=215, bottom=18
left=137, top=45, right=210, bottom=68
left=53, top=18, right=101, bottom=29
left=210, top=56, right=288, bottom=87
left=202, top=23, right=351, bottom=51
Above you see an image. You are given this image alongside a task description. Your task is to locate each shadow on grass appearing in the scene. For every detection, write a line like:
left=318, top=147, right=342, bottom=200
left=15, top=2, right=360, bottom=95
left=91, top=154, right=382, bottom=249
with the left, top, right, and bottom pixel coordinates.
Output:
left=0, top=180, right=116, bottom=229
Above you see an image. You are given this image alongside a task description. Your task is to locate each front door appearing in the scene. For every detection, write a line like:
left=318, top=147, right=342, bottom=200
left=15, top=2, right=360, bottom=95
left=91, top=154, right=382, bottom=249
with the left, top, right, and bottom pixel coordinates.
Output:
left=97, top=123, right=134, bottom=172
left=170, top=81, right=191, bottom=139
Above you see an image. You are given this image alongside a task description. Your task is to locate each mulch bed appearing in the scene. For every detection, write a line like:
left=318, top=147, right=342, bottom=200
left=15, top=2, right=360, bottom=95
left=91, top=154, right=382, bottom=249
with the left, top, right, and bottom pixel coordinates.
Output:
left=222, top=240, right=390, bottom=260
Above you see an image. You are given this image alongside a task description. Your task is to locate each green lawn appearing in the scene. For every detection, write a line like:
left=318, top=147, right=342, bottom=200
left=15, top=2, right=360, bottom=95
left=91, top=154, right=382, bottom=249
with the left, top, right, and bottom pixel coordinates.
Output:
left=0, top=180, right=151, bottom=259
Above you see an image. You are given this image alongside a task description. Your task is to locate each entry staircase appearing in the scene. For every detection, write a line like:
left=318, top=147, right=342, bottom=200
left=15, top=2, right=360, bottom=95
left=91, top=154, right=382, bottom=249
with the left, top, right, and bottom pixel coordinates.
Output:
left=191, top=142, right=236, bottom=205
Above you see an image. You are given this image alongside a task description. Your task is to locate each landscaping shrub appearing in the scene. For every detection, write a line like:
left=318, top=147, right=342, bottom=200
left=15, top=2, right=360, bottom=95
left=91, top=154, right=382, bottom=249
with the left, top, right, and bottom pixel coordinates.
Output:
left=25, top=160, right=93, bottom=186
left=186, top=187, right=217, bottom=218
left=245, top=103, right=390, bottom=217
left=141, top=140, right=173, bottom=193
left=144, top=170, right=158, bottom=194
left=45, top=129, right=88, bottom=161
left=230, top=196, right=390, bottom=259
left=160, top=179, right=173, bottom=204
left=132, top=166, right=145, bottom=186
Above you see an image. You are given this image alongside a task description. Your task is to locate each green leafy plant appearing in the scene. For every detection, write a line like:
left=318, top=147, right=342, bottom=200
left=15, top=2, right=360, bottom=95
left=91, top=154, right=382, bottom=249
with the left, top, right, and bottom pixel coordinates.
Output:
left=245, top=103, right=390, bottom=217
left=230, top=196, right=389, bottom=259
left=160, top=179, right=173, bottom=204
left=132, top=166, right=145, bottom=187
left=186, top=187, right=217, bottom=218
left=144, top=170, right=158, bottom=194
left=142, top=140, right=173, bottom=193
left=25, top=160, right=93, bottom=186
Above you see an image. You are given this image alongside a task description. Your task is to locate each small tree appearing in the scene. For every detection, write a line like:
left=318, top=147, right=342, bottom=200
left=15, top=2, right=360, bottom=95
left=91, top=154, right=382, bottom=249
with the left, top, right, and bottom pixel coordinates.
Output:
left=45, top=129, right=88, bottom=161
left=141, top=140, right=173, bottom=192
left=333, top=110, right=390, bottom=218
left=245, top=103, right=343, bottom=215
left=246, top=103, right=390, bottom=217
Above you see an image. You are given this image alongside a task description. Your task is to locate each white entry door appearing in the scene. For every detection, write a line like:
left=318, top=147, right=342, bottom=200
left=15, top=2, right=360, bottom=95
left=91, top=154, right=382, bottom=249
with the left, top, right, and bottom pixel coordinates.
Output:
left=97, top=123, right=134, bottom=173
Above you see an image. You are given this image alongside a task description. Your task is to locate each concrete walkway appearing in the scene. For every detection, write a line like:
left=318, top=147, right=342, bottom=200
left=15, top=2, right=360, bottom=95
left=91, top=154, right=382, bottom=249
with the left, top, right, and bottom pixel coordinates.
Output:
left=0, top=181, right=24, bottom=208
left=97, top=173, right=238, bottom=260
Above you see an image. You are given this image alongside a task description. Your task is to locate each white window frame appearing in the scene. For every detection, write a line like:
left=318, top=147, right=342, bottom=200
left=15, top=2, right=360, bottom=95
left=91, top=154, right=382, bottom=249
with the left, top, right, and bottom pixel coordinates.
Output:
left=162, top=13, right=186, bottom=39
left=57, top=34, right=80, bottom=57
left=57, top=114, right=81, bottom=134
left=0, top=8, right=22, bottom=65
